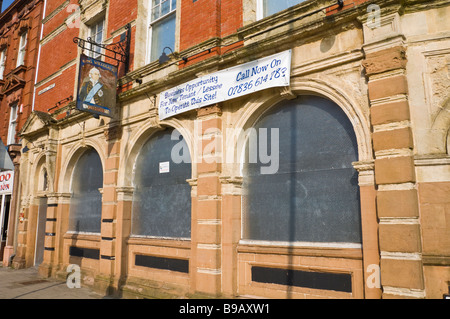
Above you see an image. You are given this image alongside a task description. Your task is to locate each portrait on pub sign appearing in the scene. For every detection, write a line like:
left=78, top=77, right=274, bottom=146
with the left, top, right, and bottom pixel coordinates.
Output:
left=76, top=54, right=118, bottom=118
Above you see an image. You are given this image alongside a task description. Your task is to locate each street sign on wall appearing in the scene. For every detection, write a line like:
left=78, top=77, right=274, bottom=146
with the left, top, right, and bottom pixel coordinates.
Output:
left=0, top=170, right=14, bottom=195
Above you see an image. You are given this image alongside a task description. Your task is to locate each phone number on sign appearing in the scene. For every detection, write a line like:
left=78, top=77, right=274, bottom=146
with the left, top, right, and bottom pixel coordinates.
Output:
left=227, top=67, right=288, bottom=97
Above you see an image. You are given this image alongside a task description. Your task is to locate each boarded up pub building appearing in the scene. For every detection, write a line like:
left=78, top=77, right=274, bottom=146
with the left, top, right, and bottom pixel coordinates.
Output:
left=2, top=0, right=449, bottom=299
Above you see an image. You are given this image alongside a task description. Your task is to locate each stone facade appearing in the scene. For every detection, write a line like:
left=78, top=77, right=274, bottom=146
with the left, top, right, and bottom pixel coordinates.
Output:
left=4, top=0, right=450, bottom=299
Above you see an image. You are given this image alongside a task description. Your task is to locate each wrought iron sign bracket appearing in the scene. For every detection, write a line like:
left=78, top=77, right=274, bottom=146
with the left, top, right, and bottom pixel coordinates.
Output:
left=73, top=23, right=131, bottom=72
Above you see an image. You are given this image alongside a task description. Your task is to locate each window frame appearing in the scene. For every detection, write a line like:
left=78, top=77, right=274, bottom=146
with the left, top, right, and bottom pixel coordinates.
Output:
left=68, top=148, right=104, bottom=234
left=147, top=0, right=177, bottom=63
left=130, top=128, right=192, bottom=239
left=7, top=103, right=18, bottom=145
left=256, top=0, right=303, bottom=20
left=0, top=49, right=6, bottom=80
left=16, top=32, right=27, bottom=67
left=240, top=96, right=362, bottom=245
left=87, top=17, right=105, bottom=60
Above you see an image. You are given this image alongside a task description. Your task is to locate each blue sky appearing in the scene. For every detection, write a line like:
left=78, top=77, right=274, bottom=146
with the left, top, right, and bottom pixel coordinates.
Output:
left=1, top=0, right=15, bottom=13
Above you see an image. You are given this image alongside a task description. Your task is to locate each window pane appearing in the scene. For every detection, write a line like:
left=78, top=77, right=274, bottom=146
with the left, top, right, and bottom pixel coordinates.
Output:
left=152, top=4, right=160, bottom=21
left=17, top=33, right=27, bottom=66
left=69, top=149, right=103, bottom=233
left=242, top=96, right=361, bottom=243
left=263, top=0, right=301, bottom=17
left=161, top=0, right=170, bottom=16
left=0, top=50, right=6, bottom=80
left=88, top=19, right=104, bottom=58
left=132, top=129, right=191, bottom=238
left=150, top=13, right=176, bottom=62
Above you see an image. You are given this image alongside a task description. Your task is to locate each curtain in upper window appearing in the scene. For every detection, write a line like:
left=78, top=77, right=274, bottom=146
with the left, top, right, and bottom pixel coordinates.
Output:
left=0, top=49, right=6, bottom=80
left=88, top=18, right=105, bottom=59
left=242, top=96, right=361, bottom=244
left=16, top=32, right=27, bottom=67
left=7, top=104, right=18, bottom=145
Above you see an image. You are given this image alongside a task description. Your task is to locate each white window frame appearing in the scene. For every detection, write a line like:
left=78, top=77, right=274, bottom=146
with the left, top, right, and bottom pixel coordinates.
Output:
left=256, top=0, right=264, bottom=20
left=16, top=32, right=27, bottom=67
left=0, top=49, right=6, bottom=80
left=87, top=18, right=105, bottom=59
left=7, top=104, right=18, bottom=145
left=147, top=0, right=177, bottom=63
left=256, top=0, right=302, bottom=20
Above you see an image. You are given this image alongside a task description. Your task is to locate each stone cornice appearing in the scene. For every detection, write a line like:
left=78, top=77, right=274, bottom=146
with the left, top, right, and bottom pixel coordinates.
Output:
left=118, top=0, right=378, bottom=103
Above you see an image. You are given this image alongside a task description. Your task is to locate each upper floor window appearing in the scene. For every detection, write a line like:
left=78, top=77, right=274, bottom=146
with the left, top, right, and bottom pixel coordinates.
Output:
left=257, top=0, right=301, bottom=19
left=16, top=32, right=27, bottom=67
left=0, top=49, right=6, bottom=80
left=148, top=0, right=177, bottom=62
left=87, top=18, right=105, bottom=59
left=7, top=103, right=18, bottom=145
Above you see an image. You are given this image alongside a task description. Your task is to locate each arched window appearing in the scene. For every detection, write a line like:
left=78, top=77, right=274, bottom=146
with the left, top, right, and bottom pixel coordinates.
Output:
left=69, top=148, right=103, bottom=233
left=132, top=128, right=191, bottom=238
left=242, top=96, right=361, bottom=244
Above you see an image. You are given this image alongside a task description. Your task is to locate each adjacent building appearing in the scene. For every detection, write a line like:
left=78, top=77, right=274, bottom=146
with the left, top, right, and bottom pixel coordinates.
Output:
left=2, top=0, right=450, bottom=299
left=0, top=0, right=44, bottom=266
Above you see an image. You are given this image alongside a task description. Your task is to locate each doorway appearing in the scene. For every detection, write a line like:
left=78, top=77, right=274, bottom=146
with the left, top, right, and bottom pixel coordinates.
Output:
left=34, top=197, right=48, bottom=266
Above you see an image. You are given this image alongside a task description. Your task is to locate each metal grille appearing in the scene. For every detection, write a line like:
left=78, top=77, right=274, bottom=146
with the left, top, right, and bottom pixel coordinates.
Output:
left=132, top=129, right=191, bottom=238
left=242, top=96, right=362, bottom=243
left=69, top=149, right=103, bottom=233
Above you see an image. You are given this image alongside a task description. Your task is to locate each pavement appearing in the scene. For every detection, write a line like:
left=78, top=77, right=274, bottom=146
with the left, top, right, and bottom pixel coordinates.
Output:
left=0, top=264, right=111, bottom=299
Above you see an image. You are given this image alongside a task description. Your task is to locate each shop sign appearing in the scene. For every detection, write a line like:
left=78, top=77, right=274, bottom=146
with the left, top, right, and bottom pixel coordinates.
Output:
left=76, top=54, right=118, bottom=118
left=0, top=170, right=14, bottom=195
left=158, top=50, right=292, bottom=120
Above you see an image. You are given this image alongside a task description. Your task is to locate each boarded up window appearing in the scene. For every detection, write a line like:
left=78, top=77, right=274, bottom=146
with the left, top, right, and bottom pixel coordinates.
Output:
left=69, top=148, right=103, bottom=233
left=242, top=96, right=361, bottom=243
left=132, top=129, right=191, bottom=238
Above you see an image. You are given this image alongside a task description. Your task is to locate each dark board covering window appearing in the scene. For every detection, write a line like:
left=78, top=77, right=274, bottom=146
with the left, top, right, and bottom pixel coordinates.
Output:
left=132, top=129, right=191, bottom=238
left=69, top=148, right=103, bottom=233
left=252, top=266, right=352, bottom=293
left=242, top=96, right=361, bottom=243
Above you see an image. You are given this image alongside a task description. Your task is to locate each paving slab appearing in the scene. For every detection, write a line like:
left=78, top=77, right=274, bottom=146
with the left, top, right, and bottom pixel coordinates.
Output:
left=0, top=266, right=109, bottom=299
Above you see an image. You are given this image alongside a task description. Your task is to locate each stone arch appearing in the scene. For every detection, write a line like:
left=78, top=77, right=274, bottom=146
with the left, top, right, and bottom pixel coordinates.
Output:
left=230, top=77, right=372, bottom=177
left=118, top=118, right=194, bottom=188
left=29, top=151, right=47, bottom=196
left=431, top=97, right=450, bottom=155
left=58, top=139, right=106, bottom=194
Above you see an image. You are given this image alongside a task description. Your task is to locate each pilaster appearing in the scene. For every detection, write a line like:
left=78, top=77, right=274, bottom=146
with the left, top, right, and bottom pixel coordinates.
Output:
left=362, top=13, right=425, bottom=298
left=191, top=104, right=223, bottom=296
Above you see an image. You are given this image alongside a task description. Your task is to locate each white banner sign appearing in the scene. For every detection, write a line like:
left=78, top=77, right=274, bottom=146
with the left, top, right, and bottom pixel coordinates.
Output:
left=158, top=50, right=292, bottom=120
left=0, top=170, right=14, bottom=195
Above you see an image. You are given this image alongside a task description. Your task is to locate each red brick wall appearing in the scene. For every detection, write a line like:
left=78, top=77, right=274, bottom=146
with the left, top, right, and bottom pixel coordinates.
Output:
left=32, top=1, right=79, bottom=112
left=179, top=0, right=243, bottom=57
left=34, top=0, right=137, bottom=113
left=108, top=0, right=138, bottom=33
left=0, top=0, right=44, bottom=145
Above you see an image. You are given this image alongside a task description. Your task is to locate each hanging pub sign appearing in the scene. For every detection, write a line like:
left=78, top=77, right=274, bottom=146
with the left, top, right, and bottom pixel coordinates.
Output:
left=158, top=50, right=292, bottom=120
left=76, top=54, right=118, bottom=118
